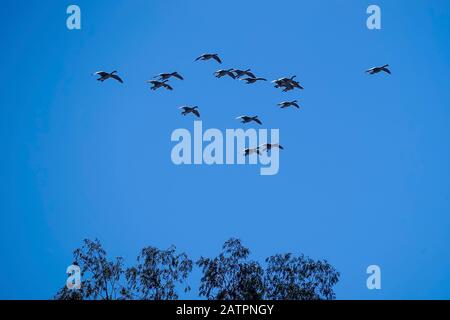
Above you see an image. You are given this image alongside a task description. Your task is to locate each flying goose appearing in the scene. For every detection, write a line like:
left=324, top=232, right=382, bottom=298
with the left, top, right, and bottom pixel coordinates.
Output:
left=195, top=53, right=222, bottom=64
left=366, top=64, right=391, bottom=75
left=290, top=79, right=304, bottom=90
left=281, top=82, right=303, bottom=92
left=179, top=106, right=200, bottom=118
left=231, top=69, right=256, bottom=79
left=154, top=72, right=184, bottom=81
left=214, top=69, right=236, bottom=79
left=281, top=84, right=295, bottom=92
left=259, top=143, right=284, bottom=152
left=243, top=147, right=261, bottom=156
left=278, top=100, right=300, bottom=109
left=93, top=71, right=123, bottom=83
left=236, top=115, right=262, bottom=125
left=272, top=76, right=304, bottom=90
left=240, top=77, right=267, bottom=84
left=146, top=80, right=173, bottom=91
left=272, top=76, right=296, bottom=88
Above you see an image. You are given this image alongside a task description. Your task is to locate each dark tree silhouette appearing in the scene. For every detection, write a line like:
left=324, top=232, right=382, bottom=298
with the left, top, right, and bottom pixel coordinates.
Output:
left=55, top=238, right=340, bottom=300
left=197, top=238, right=265, bottom=300
left=123, top=246, right=192, bottom=300
left=197, top=239, right=340, bottom=300
left=264, top=253, right=340, bottom=300
left=54, top=239, right=192, bottom=300
left=55, top=239, right=125, bottom=300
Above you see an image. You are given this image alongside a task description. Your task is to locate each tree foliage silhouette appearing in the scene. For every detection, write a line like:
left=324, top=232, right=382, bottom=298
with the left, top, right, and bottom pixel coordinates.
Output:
left=123, top=246, right=192, bottom=300
left=264, top=253, right=340, bottom=300
left=55, top=238, right=339, bottom=300
left=197, top=238, right=340, bottom=300
left=197, top=238, right=265, bottom=300
left=54, top=239, right=192, bottom=300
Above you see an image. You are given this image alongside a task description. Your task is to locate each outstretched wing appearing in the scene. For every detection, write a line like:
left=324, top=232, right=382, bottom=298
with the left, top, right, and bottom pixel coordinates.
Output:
left=94, top=71, right=108, bottom=77
left=259, top=144, right=269, bottom=152
left=212, top=55, right=222, bottom=64
left=244, top=148, right=259, bottom=156
left=111, top=75, right=123, bottom=83
left=173, top=72, right=184, bottom=80
left=192, top=109, right=201, bottom=118
left=273, top=144, right=284, bottom=150
left=381, top=67, right=391, bottom=74
left=227, top=72, right=236, bottom=79
left=253, top=118, right=262, bottom=125
left=245, top=71, right=256, bottom=78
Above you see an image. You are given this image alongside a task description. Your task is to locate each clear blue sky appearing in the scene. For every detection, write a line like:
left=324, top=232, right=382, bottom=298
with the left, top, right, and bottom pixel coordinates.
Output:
left=1, top=0, right=450, bottom=299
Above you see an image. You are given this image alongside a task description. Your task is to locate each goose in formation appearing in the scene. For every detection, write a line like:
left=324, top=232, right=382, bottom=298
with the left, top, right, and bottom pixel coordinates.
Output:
left=272, top=76, right=297, bottom=88
left=281, top=82, right=304, bottom=92
left=281, top=84, right=295, bottom=92
left=243, top=147, right=261, bottom=156
left=290, top=79, right=304, bottom=90
left=93, top=71, right=123, bottom=83
left=272, top=76, right=304, bottom=90
left=278, top=100, right=300, bottom=109
left=179, top=106, right=200, bottom=118
left=236, top=115, right=262, bottom=125
left=195, top=53, right=222, bottom=64
left=366, top=64, right=391, bottom=75
left=146, top=80, right=173, bottom=91
left=231, top=69, right=256, bottom=79
left=214, top=69, right=236, bottom=79
left=240, top=77, right=267, bottom=84
left=154, top=72, right=184, bottom=81
left=259, top=143, right=284, bottom=152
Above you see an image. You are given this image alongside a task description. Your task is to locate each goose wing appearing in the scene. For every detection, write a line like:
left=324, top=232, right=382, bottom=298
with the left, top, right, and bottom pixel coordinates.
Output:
left=245, top=71, right=256, bottom=78
left=163, top=84, right=173, bottom=90
left=226, top=71, right=236, bottom=79
left=173, top=72, right=184, bottom=80
left=94, top=71, right=109, bottom=77
left=253, top=118, right=262, bottom=125
left=111, top=74, right=123, bottom=83
left=212, top=55, right=222, bottom=64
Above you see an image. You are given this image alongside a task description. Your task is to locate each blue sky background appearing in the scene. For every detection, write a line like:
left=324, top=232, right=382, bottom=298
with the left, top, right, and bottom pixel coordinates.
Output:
left=1, top=0, right=450, bottom=299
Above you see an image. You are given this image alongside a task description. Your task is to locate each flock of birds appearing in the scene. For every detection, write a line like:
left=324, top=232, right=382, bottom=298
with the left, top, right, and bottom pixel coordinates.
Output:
left=93, top=54, right=391, bottom=157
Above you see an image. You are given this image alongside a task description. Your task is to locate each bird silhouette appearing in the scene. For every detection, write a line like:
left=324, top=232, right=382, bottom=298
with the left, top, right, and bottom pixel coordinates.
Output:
left=243, top=147, right=261, bottom=156
left=240, top=77, right=267, bottom=84
left=179, top=106, right=200, bottom=118
left=146, top=80, right=173, bottom=91
left=154, top=72, right=184, bottom=81
left=195, top=53, right=222, bottom=64
left=278, top=100, right=300, bottom=109
left=93, top=71, right=123, bottom=83
left=236, top=115, right=262, bottom=125
left=231, top=69, right=256, bottom=79
left=366, top=64, right=391, bottom=75
left=259, top=143, right=284, bottom=152
left=214, top=69, right=236, bottom=79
